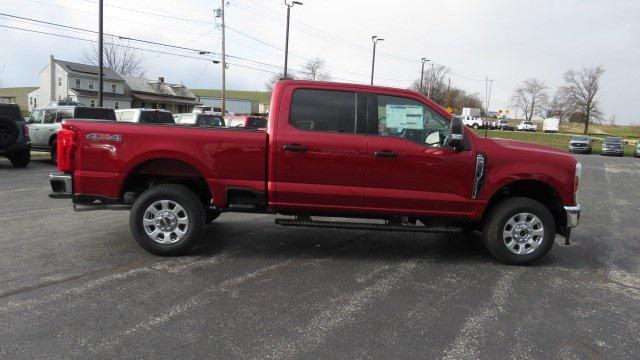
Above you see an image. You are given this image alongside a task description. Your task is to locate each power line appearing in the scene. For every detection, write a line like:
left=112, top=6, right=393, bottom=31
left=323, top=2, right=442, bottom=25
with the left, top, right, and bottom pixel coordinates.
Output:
left=69, top=0, right=212, bottom=25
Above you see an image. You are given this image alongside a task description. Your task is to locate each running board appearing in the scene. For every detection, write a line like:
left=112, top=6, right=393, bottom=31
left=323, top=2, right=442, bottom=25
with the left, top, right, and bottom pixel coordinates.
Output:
left=275, top=218, right=463, bottom=234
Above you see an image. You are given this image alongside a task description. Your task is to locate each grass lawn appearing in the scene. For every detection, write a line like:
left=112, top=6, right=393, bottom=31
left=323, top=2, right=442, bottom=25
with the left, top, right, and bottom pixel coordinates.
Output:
left=472, top=129, right=638, bottom=156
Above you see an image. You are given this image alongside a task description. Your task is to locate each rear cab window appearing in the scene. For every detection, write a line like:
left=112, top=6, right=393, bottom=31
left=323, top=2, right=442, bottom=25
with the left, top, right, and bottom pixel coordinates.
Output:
left=74, top=107, right=116, bottom=120
left=290, top=89, right=356, bottom=133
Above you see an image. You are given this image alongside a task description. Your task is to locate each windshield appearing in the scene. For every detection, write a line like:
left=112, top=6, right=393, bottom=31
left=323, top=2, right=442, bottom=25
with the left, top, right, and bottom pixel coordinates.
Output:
left=571, top=136, right=590, bottom=141
left=604, top=137, right=623, bottom=144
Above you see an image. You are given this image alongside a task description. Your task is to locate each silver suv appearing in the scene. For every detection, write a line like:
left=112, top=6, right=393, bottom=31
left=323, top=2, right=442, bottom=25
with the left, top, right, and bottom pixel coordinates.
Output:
left=28, top=105, right=115, bottom=163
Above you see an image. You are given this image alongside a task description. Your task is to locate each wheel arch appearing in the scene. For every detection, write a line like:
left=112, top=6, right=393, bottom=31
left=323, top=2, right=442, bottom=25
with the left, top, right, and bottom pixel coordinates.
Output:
left=482, top=179, right=566, bottom=229
left=119, top=155, right=213, bottom=206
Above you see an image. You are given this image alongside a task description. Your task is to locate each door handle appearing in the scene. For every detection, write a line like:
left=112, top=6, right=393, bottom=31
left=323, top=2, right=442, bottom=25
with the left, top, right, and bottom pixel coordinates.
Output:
left=374, top=150, right=399, bottom=158
left=283, top=144, right=308, bottom=152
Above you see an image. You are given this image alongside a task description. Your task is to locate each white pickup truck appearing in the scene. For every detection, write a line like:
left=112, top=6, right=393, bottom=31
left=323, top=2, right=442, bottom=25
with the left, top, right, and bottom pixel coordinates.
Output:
left=457, top=115, right=485, bottom=129
left=517, top=121, right=537, bottom=132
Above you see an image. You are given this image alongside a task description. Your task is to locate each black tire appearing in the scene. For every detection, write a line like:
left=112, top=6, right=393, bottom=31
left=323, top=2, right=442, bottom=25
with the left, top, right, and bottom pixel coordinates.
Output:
left=8, top=149, right=30, bottom=168
left=0, top=116, right=19, bottom=150
left=482, top=197, right=555, bottom=265
left=50, top=140, right=57, bottom=165
left=472, top=124, right=479, bottom=130
left=129, top=184, right=206, bottom=256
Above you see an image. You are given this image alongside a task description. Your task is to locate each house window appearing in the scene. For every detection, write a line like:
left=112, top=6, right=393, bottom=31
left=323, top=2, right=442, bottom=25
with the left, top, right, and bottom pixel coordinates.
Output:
left=58, top=95, right=62, bottom=100
left=58, top=77, right=62, bottom=86
left=89, top=81, right=94, bottom=90
left=114, top=101, right=119, bottom=110
left=90, top=99, right=96, bottom=107
left=75, top=79, right=80, bottom=88
left=112, top=84, right=117, bottom=93
left=29, top=97, right=33, bottom=105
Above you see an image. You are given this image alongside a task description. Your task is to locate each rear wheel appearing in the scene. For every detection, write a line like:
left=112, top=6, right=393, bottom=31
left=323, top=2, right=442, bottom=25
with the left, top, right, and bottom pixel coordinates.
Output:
left=8, top=149, right=30, bottom=168
left=482, top=197, right=555, bottom=265
left=472, top=124, right=479, bottom=130
left=130, top=184, right=206, bottom=256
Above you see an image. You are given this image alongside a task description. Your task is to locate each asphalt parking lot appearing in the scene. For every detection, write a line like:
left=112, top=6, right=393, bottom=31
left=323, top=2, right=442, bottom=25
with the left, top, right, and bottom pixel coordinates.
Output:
left=1, top=155, right=639, bottom=359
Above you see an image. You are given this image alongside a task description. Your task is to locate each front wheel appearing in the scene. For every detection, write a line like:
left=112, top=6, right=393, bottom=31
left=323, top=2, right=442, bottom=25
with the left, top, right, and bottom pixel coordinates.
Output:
left=482, top=197, right=555, bottom=265
left=130, top=184, right=206, bottom=256
left=472, top=124, right=479, bottom=130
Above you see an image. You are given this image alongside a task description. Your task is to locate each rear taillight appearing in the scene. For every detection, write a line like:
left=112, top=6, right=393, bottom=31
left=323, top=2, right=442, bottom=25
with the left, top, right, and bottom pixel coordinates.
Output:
left=57, top=129, right=76, bottom=173
left=23, top=124, right=29, bottom=141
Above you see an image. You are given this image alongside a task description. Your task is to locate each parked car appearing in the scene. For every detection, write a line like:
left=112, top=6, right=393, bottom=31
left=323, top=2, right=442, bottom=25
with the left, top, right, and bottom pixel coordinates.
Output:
left=543, top=118, right=560, bottom=133
left=115, top=109, right=174, bottom=124
left=226, top=115, right=267, bottom=129
left=0, top=103, right=30, bottom=168
left=174, top=113, right=225, bottom=127
left=568, top=135, right=593, bottom=154
left=48, top=80, right=581, bottom=265
left=495, top=119, right=515, bottom=131
left=458, top=115, right=485, bottom=129
left=635, top=142, right=640, bottom=158
left=28, top=105, right=115, bottom=163
left=517, top=121, right=537, bottom=132
left=601, top=137, right=624, bottom=157
left=193, top=106, right=234, bottom=116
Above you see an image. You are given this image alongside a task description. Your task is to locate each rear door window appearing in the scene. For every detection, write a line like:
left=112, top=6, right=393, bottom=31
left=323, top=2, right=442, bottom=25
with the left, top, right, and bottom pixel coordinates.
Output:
left=197, top=115, right=224, bottom=127
left=247, top=117, right=266, bottom=128
left=43, top=110, right=56, bottom=124
left=155, top=112, right=175, bottom=124
left=290, top=89, right=356, bottom=133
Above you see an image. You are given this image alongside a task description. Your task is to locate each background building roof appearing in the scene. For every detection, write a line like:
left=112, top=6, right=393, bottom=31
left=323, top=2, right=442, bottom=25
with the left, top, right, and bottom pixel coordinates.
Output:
left=191, top=89, right=270, bottom=105
left=124, top=77, right=196, bottom=100
left=55, top=60, right=123, bottom=81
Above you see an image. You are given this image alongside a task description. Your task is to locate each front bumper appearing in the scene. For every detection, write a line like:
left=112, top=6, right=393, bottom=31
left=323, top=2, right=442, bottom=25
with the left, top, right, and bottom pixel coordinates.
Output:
left=49, top=172, right=73, bottom=199
left=564, top=205, right=581, bottom=228
left=601, top=148, right=623, bottom=155
left=569, top=146, right=590, bottom=153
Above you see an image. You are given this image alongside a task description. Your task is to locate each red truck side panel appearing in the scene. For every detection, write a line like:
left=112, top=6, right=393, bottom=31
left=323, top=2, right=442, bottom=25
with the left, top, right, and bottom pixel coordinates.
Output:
left=65, top=121, right=267, bottom=206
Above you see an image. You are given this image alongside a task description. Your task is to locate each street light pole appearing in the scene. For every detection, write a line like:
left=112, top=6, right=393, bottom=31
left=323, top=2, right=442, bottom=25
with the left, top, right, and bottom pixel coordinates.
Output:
left=370, top=36, right=384, bottom=85
left=220, top=0, right=226, bottom=115
left=284, top=1, right=302, bottom=78
left=98, top=0, right=103, bottom=107
left=420, top=58, right=429, bottom=93
left=427, top=63, right=434, bottom=98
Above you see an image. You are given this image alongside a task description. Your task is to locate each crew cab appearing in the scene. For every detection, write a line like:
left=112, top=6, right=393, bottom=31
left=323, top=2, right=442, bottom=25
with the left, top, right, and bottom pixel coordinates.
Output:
left=48, top=80, right=581, bottom=265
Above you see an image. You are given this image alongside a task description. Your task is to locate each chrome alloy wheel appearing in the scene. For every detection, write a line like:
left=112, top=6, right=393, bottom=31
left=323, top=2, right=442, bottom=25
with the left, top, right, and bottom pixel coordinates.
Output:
left=502, top=212, right=544, bottom=255
left=143, top=200, right=189, bottom=244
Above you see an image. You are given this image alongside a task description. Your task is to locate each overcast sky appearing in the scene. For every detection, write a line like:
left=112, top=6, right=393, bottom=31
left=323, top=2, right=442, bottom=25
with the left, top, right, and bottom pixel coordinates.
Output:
left=0, top=0, right=638, bottom=124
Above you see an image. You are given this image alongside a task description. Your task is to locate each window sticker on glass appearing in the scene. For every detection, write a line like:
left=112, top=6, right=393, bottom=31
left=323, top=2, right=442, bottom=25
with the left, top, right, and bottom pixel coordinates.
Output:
left=385, top=105, right=424, bottom=130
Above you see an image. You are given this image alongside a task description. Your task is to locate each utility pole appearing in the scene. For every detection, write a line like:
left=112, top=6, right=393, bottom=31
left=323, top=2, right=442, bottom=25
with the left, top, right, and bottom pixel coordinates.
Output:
left=284, top=1, right=302, bottom=78
left=446, top=78, right=451, bottom=107
left=370, top=35, right=384, bottom=85
left=220, top=0, right=226, bottom=115
left=427, top=63, right=434, bottom=98
left=98, top=0, right=103, bottom=107
left=420, top=58, right=429, bottom=93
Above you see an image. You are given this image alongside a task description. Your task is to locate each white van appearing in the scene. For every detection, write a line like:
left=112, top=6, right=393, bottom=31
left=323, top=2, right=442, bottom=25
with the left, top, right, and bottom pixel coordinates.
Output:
left=543, top=117, right=560, bottom=133
left=115, top=109, right=174, bottom=124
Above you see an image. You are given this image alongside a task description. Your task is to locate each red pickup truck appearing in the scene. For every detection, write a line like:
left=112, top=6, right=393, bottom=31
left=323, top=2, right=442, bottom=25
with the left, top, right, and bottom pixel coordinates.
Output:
left=49, top=80, right=581, bottom=265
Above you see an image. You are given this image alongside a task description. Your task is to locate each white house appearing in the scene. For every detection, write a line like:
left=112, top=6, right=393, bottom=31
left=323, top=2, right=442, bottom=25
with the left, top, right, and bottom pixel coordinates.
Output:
left=28, top=55, right=131, bottom=111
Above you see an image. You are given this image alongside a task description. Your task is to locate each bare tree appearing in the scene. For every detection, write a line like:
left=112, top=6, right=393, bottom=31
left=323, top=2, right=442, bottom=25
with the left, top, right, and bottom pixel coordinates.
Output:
left=83, top=36, right=145, bottom=77
left=557, top=65, right=605, bottom=135
left=510, top=78, right=549, bottom=121
left=411, top=64, right=450, bottom=103
left=300, top=57, right=330, bottom=81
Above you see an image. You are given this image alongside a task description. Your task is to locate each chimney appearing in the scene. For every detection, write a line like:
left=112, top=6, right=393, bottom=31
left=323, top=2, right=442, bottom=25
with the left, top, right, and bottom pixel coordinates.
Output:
left=158, top=77, right=164, bottom=83
left=50, top=55, right=56, bottom=103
